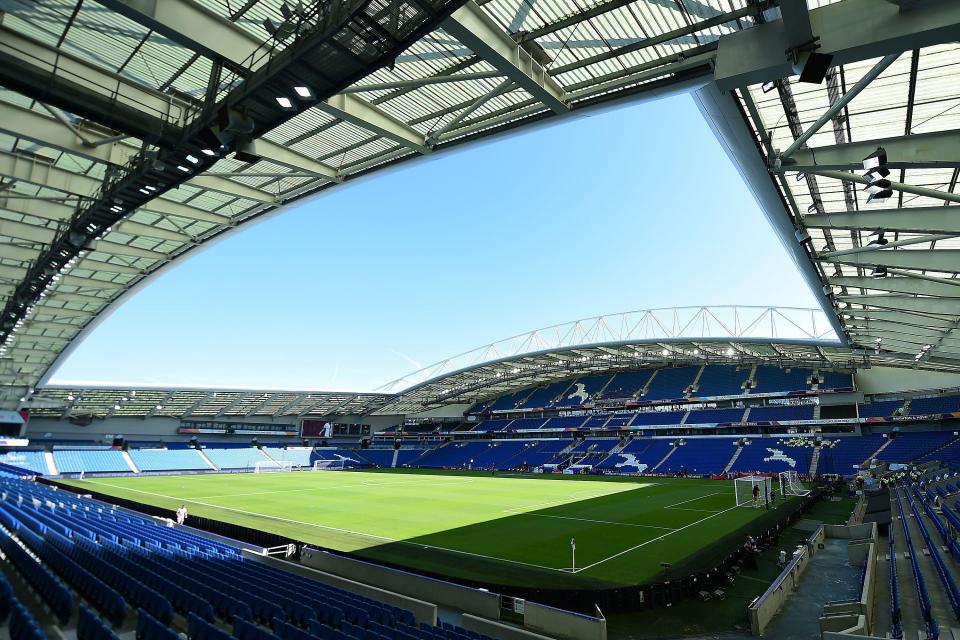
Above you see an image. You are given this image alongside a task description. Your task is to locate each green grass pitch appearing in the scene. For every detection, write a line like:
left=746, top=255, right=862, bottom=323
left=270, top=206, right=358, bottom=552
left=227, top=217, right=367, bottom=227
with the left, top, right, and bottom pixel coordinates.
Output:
left=63, top=469, right=795, bottom=589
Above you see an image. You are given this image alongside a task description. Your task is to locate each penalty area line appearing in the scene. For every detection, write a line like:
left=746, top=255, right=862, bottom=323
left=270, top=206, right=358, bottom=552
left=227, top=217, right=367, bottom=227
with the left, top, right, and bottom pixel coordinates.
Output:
left=81, top=480, right=569, bottom=575
left=572, top=504, right=741, bottom=574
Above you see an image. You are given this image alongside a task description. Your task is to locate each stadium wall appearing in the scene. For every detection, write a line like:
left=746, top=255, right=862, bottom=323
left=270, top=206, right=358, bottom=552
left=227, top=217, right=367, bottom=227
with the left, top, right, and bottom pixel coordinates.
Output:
left=854, top=367, right=960, bottom=394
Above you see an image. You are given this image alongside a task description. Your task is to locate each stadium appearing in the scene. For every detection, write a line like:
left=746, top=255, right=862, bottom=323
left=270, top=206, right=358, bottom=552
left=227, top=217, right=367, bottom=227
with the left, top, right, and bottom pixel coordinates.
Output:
left=0, top=1, right=958, bottom=639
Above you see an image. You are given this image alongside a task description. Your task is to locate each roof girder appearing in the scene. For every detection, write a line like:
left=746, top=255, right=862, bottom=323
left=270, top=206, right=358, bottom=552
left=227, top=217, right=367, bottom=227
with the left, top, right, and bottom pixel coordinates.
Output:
left=714, top=0, right=960, bottom=89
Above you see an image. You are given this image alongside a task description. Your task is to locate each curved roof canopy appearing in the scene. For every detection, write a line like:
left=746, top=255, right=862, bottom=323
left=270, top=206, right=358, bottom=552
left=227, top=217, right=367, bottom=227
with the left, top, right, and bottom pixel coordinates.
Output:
left=1, top=0, right=959, bottom=410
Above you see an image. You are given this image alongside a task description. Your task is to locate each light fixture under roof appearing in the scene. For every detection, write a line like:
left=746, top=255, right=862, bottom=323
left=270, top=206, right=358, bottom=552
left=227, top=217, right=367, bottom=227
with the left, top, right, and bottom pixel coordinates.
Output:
left=185, top=154, right=199, bottom=164
left=201, top=148, right=217, bottom=157
left=294, top=86, right=313, bottom=99
left=276, top=96, right=295, bottom=110
left=862, top=147, right=887, bottom=171
left=871, top=266, right=888, bottom=278
left=761, top=81, right=776, bottom=93
left=726, top=347, right=735, bottom=356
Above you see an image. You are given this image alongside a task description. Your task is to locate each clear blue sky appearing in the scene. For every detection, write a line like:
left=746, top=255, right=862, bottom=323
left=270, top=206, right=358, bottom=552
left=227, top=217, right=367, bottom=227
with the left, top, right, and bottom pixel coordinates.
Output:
left=50, top=93, right=819, bottom=391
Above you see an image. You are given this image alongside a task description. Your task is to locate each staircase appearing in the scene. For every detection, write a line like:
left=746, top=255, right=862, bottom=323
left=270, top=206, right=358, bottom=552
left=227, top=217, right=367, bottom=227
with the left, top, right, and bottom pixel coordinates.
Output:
left=742, top=406, right=752, bottom=423
left=917, top=434, right=960, bottom=462
left=43, top=451, right=58, bottom=476
left=813, top=403, right=821, bottom=420
left=687, top=365, right=705, bottom=397
left=652, top=444, right=678, bottom=471
left=903, top=398, right=913, bottom=416
left=596, top=374, right=616, bottom=399
left=809, top=445, right=822, bottom=477
left=391, top=449, right=399, bottom=468
left=608, top=436, right=631, bottom=455
left=865, top=438, right=893, bottom=464
left=639, top=370, right=658, bottom=399
left=559, top=440, right=581, bottom=456
left=195, top=448, right=218, bottom=470
left=744, top=364, right=758, bottom=392
left=121, top=450, right=139, bottom=473
left=724, top=444, right=744, bottom=474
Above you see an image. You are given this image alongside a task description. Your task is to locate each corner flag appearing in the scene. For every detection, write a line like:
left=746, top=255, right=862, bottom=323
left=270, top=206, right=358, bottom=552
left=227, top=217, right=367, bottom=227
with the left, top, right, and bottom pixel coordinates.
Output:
left=571, top=537, right=576, bottom=550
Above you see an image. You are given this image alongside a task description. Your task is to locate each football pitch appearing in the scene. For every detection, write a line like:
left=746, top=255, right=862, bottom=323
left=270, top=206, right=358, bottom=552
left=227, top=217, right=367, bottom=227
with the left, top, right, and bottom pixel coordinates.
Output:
left=62, top=470, right=797, bottom=589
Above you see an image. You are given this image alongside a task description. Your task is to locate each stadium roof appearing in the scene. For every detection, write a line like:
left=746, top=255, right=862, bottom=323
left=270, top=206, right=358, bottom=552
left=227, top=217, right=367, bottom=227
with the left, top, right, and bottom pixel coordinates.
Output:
left=1, top=0, right=959, bottom=410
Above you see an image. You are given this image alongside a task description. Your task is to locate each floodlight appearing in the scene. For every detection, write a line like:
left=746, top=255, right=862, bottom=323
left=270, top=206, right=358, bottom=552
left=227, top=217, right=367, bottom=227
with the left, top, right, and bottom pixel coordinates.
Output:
left=862, top=147, right=887, bottom=171
left=201, top=148, right=217, bottom=157
left=870, top=266, right=887, bottom=278
left=761, top=81, right=776, bottom=93
left=796, top=51, right=834, bottom=85
left=867, top=234, right=888, bottom=247
left=922, top=344, right=933, bottom=352
left=276, top=96, right=295, bottom=110
left=234, top=138, right=261, bottom=164
left=294, top=86, right=314, bottom=100
left=864, top=179, right=891, bottom=195
left=185, top=154, right=199, bottom=164
left=867, top=189, right=893, bottom=204
left=863, top=166, right=890, bottom=181
left=177, top=165, right=190, bottom=173
left=263, top=18, right=278, bottom=36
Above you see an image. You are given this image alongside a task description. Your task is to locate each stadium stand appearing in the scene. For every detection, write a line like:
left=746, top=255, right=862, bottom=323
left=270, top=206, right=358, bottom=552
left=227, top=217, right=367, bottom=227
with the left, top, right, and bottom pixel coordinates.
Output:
left=691, top=365, right=748, bottom=397
left=0, top=451, right=49, bottom=475
left=658, top=438, right=737, bottom=475
left=602, top=371, right=653, bottom=399
left=53, top=449, right=131, bottom=474
left=728, top=438, right=813, bottom=474
left=508, top=418, right=547, bottom=430
left=751, top=366, right=811, bottom=394
left=202, top=447, right=272, bottom=470
left=128, top=448, right=211, bottom=472
left=471, top=419, right=512, bottom=432
left=858, top=399, right=905, bottom=418
left=873, top=432, right=956, bottom=463
left=815, top=370, right=853, bottom=390
left=540, top=415, right=588, bottom=429
left=554, top=375, right=612, bottom=406
left=0, top=475, right=494, bottom=640
left=815, top=436, right=886, bottom=476
left=909, top=395, right=960, bottom=416
left=642, top=367, right=699, bottom=401
left=261, top=447, right=313, bottom=467
left=597, top=439, right=673, bottom=473
left=629, top=411, right=685, bottom=426
left=518, top=381, right=570, bottom=409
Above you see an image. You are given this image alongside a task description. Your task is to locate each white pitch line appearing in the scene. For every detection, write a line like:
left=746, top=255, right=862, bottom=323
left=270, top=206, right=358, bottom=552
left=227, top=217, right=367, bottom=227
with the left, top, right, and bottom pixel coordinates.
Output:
left=573, top=504, right=741, bottom=574
left=501, top=487, right=640, bottom=513
left=516, top=513, right=677, bottom=531
left=666, top=507, right=722, bottom=513
left=81, top=480, right=568, bottom=574
left=194, top=478, right=470, bottom=499
left=664, top=491, right=726, bottom=508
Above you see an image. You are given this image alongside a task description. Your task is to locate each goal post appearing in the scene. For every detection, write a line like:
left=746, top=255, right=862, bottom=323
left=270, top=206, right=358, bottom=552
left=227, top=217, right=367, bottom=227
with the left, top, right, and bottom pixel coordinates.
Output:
left=778, top=470, right=810, bottom=497
left=735, top=476, right=772, bottom=508
left=313, top=459, right=346, bottom=471
left=254, top=460, right=293, bottom=473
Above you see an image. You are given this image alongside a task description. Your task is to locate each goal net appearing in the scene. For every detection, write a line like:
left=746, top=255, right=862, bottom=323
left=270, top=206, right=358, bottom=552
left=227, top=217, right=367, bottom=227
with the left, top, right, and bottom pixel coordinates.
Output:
left=313, top=459, right=346, bottom=471
left=254, top=460, right=293, bottom=473
left=778, top=470, right=810, bottom=497
left=735, top=476, right=772, bottom=508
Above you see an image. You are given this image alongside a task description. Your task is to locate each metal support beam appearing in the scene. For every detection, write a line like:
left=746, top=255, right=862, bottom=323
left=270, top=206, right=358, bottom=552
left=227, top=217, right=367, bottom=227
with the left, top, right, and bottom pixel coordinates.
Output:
left=810, top=169, right=960, bottom=205
left=804, top=206, right=960, bottom=234
left=829, top=275, right=960, bottom=298
left=823, top=249, right=960, bottom=273
left=0, top=27, right=193, bottom=146
left=779, top=54, right=900, bottom=159
left=779, top=129, right=960, bottom=172
left=819, top=233, right=956, bottom=259
left=714, top=0, right=960, bottom=90
left=93, top=0, right=263, bottom=75
left=316, top=94, right=429, bottom=153
left=839, top=294, right=960, bottom=315
left=442, top=1, right=569, bottom=114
